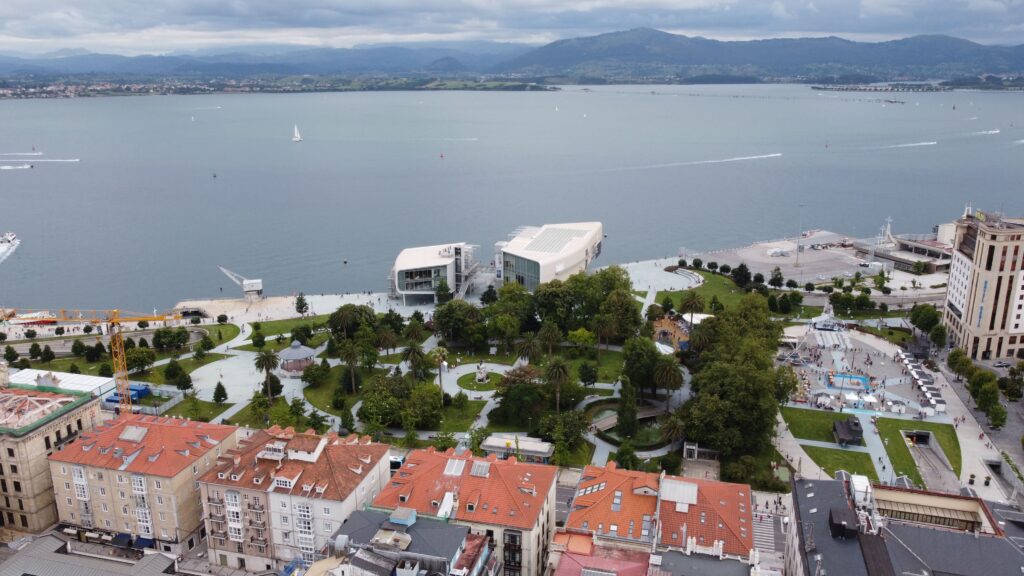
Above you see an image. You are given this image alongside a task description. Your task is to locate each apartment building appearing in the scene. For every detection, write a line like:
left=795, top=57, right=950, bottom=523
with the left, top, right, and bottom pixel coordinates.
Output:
left=564, top=462, right=754, bottom=562
left=0, top=362, right=101, bottom=533
left=200, top=425, right=390, bottom=571
left=374, top=448, right=557, bottom=576
left=943, top=208, right=1024, bottom=360
left=48, top=414, right=239, bottom=553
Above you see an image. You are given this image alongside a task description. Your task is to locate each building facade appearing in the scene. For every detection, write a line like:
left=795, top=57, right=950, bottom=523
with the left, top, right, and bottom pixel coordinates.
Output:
left=48, top=414, right=239, bottom=553
left=0, top=364, right=101, bottom=533
left=391, top=243, right=479, bottom=305
left=374, top=448, right=557, bottom=576
left=942, top=208, right=1024, bottom=360
left=495, top=223, right=603, bottom=292
left=200, top=426, right=390, bottom=571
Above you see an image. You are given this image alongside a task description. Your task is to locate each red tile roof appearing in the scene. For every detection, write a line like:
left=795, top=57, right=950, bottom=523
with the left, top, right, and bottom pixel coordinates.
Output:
left=554, top=541, right=650, bottom=576
left=200, top=428, right=389, bottom=502
left=565, top=462, right=753, bottom=558
left=48, top=414, right=237, bottom=477
left=373, top=448, right=556, bottom=530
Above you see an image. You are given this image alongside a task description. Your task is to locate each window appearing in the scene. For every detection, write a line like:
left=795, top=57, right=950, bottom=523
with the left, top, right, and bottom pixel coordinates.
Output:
left=154, top=480, right=162, bottom=490
left=323, top=521, right=333, bottom=533
left=101, top=503, right=108, bottom=512
left=159, top=512, right=166, bottom=521
left=61, top=466, right=67, bottom=475
left=66, top=497, right=72, bottom=506
left=122, top=506, right=129, bottom=515
left=9, top=465, right=15, bottom=474
left=119, top=491, right=126, bottom=500
left=609, top=524, right=618, bottom=534
left=117, top=475, right=124, bottom=484
left=157, top=495, right=164, bottom=505
left=14, top=481, right=22, bottom=493
left=280, top=500, right=287, bottom=509
left=64, top=482, right=70, bottom=491
left=275, top=478, right=292, bottom=489
left=323, top=507, right=331, bottom=516
left=6, top=449, right=13, bottom=458
left=282, top=516, right=289, bottom=526
left=104, top=520, right=111, bottom=528
left=99, top=487, right=106, bottom=496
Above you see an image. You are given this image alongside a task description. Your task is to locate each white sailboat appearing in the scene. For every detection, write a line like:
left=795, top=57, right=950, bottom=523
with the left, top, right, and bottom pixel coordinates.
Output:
left=292, top=125, right=302, bottom=142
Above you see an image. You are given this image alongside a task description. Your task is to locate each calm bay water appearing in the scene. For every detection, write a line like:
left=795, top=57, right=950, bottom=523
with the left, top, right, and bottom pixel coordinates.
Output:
left=1, top=85, right=1022, bottom=311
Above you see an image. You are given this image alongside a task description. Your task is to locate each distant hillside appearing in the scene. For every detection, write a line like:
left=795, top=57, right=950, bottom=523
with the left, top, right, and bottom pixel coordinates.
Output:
left=1, top=29, right=1021, bottom=82
left=494, top=28, right=1024, bottom=81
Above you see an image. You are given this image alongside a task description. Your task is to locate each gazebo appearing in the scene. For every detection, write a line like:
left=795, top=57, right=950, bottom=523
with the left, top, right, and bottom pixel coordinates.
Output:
left=279, top=340, right=316, bottom=373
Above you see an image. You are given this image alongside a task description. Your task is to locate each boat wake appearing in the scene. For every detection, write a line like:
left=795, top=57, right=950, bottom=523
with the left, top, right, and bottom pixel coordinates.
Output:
left=20, top=158, right=80, bottom=162
left=594, top=153, right=783, bottom=173
left=0, top=152, right=42, bottom=156
left=970, top=129, right=1000, bottom=135
left=1013, top=139, right=1024, bottom=146
left=0, top=164, right=31, bottom=170
left=880, top=141, right=938, bottom=149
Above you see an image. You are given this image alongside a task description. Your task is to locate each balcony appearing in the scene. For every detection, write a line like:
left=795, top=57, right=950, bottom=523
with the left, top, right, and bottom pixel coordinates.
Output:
left=207, top=495, right=224, bottom=505
left=246, top=501, right=265, bottom=512
left=247, top=517, right=266, bottom=528
left=249, top=535, right=268, bottom=546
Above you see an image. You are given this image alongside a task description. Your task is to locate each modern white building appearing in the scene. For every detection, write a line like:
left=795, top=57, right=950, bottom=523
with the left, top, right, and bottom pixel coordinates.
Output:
left=495, top=222, right=603, bottom=292
left=390, top=243, right=478, bottom=305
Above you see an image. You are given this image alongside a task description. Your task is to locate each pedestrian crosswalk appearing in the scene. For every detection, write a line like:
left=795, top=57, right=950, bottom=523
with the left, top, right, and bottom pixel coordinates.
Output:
left=752, top=513, right=779, bottom=552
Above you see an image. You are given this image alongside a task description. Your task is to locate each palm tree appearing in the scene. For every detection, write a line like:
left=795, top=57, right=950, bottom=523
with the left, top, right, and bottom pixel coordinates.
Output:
left=654, top=355, right=684, bottom=413
left=402, top=340, right=427, bottom=380
left=678, top=290, right=705, bottom=329
left=253, top=349, right=280, bottom=401
left=661, top=412, right=686, bottom=445
left=430, top=346, right=449, bottom=391
left=591, top=314, right=614, bottom=361
left=403, top=320, right=426, bottom=344
left=517, top=332, right=543, bottom=364
left=688, top=324, right=712, bottom=354
left=377, top=327, right=398, bottom=356
left=537, top=322, right=562, bottom=357
left=339, top=339, right=360, bottom=394
left=545, top=357, right=571, bottom=414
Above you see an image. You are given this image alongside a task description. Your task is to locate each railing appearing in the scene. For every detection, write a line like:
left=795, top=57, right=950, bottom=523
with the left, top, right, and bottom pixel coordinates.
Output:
left=247, top=501, right=265, bottom=511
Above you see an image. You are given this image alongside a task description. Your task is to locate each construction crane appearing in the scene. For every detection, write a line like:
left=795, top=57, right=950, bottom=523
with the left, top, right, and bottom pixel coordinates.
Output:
left=218, top=266, right=263, bottom=302
left=1, top=308, right=182, bottom=414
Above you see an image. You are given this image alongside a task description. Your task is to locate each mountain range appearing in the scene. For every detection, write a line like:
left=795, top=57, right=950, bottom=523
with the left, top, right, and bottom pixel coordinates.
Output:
left=2, top=29, right=1022, bottom=81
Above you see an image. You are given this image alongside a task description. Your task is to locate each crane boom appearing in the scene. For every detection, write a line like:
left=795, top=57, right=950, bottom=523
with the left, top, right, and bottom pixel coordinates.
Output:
left=218, top=266, right=248, bottom=288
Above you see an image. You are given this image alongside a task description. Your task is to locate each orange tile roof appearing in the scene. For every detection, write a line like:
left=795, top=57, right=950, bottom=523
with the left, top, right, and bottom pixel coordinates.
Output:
left=373, top=447, right=556, bottom=530
left=200, top=430, right=389, bottom=503
left=565, top=462, right=753, bottom=558
left=48, top=414, right=237, bottom=478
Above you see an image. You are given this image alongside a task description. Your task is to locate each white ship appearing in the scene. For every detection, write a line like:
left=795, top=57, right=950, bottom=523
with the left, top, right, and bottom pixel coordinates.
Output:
left=0, top=232, right=18, bottom=265
left=292, top=124, right=302, bottom=142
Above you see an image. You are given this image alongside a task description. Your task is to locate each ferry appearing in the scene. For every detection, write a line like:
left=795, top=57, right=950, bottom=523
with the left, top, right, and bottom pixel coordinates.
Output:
left=0, top=232, right=19, bottom=265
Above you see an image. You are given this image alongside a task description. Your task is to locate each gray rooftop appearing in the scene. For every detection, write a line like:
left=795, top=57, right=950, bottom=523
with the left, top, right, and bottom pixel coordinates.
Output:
left=524, top=227, right=587, bottom=253
left=351, top=548, right=397, bottom=576
left=657, top=550, right=749, bottom=576
left=0, top=535, right=174, bottom=576
left=278, top=339, right=316, bottom=361
left=337, top=509, right=468, bottom=560
left=792, top=478, right=870, bottom=576
left=884, top=521, right=1024, bottom=575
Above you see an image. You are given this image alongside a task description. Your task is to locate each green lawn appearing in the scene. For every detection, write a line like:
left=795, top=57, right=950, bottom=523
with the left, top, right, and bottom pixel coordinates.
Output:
left=803, top=446, right=879, bottom=481
left=554, top=349, right=624, bottom=384
left=137, top=392, right=174, bottom=407
left=483, top=421, right=530, bottom=433
left=229, top=397, right=317, bottom=429
left=876, top=418, right=961, bottom=487
left=856, top=325, right=914, bottom=346
left=251, top=315, right=330, bottom=337
left=586, top=387, right=615, bottom=397
left=130, top=354, right=229, bottom=385
left=236, top=332, right=329, bottom=353
left=632, top=290, right=648, bottom=298
left=658, top=270, right=746, bottom=312
left=447, top=347, right=519, bottom=366
left=164, top=399, right=233, bottom=422
left=782, top=407, right=863, bottom=445
left=201, top=324, right=241, bottom=344
left=378, top=352, right=404, bottom=364
left=31, top=347, right=195, bottom=377
left=302, top=366, right=383, bottom=417
left=438, top=401, right=487, bottom=432
left=457, top=372, right=500, bottom=391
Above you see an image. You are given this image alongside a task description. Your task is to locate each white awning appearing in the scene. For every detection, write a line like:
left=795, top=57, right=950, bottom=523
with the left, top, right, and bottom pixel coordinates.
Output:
left=62, top=528, right=77, bottom=535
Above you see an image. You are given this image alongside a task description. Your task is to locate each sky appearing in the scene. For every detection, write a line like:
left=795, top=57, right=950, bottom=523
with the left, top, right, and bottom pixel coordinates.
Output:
left=0, top=0, right=1022, bottom=55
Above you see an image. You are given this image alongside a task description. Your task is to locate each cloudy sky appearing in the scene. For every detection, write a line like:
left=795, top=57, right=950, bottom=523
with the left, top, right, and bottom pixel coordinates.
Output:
left=1, top=0, right=1022, bottom=55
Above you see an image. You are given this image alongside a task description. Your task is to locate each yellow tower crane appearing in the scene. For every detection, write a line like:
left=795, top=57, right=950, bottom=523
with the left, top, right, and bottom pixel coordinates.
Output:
left=2, top=308, right=183, bottom=413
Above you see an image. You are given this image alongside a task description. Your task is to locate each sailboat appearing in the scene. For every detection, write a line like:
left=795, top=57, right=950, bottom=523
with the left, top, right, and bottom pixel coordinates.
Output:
left=292, top=125, right=302, bottom=142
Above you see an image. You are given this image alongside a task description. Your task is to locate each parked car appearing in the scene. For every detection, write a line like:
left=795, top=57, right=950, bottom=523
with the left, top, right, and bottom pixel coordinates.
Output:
left=994, top=360, right=1011, bottom=368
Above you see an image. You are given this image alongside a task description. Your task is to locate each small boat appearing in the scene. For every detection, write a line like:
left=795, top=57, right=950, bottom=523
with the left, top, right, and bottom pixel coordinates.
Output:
left=292, top=125, right=302, bottom=142
left=0, top=232, right=19, bottom=265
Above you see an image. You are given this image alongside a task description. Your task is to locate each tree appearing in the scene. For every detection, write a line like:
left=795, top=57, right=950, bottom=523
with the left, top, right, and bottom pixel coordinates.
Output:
left=339, top=339, right=361, bottom=394
left=40, top=345, right=55, bottom=363
left=433, top=431, right=458, bottom=451
left=654, top=355, right=683, bottom=413
left=661, top=295, right=675, bottom=312
left=29, top=342, right=41, bottom=359
left=567, top=327, right=596, bottom=353
left=1005, top=362, right=1024, bottom=401
left=805, top=282, right=815, bottom=292
left=172, top=372, right=193, bottom=391
left=328, top=304, right=377, bottom=340
left=98, top=363, right=114, bottom=378
left=213, top=381, right=228, bottom=405
left=301, top=363, right=331, bottom=388
left=137, top=320, right=150, bottom=329
left=307, top=410, right=328, bottom=433
left=947, top=348, right=971, bottom=381
left=662, top=411, right=686, bottom=444
left=678, top=290, right=705, bottom=328
left=691, top=258, right=703, bottom=269
left=537, top=322, right=563, bottom=357
left=377, top=327, right=399, bottom=356
left=84, top=343, right=103, bottom=363
left=988, top=403, right=1007, bottom=428
left=72, top=340, right=87, bottom=358
left=719, top=264, right=732, bottom=275
left=434, top=279, right=453, bottom=304
left=678, top=258, right=687, bottom=268
left=480, top=285, right=498, bottom=305
left=591, top=314, right=614, bottom=361
left=138, top=337, right=149, bottom=348
left=83, top=325, right=93, bottom=334
left=164, top=358, right=184, bottom=381
left=929, top=324, right=947, bottom=349
left=254, top=350, right=281, bottom=400
left=613, top=440, right=640, bottom=470
left=4, top=345, right=18, bottom=364
left=216, top=314, right=228, bottom=324
left=295, top=292, right=309, bottom=315
left=0, top=332, right=6, bottom=343
left=578, top=363, right=598, bottom=388
left=600, top=289, right=643, bottom=340
left=785, top=279, right=799, bottom=289
left=768, top=267, right=784, bottom=288
left=468, top=426, right=490, bottom=454
left=517, top=332, right=544, bottom=364
left=69, top=363, right=81, bottom=374
left=623, top=337, right=659, bottom=399
left=707, top=261, right=718, bottom=272
left=249, top=391, right=271, bottom=426
left=546, top=357, right=571, bottom=414
left=977, top=381, right=1001, bottom=413
left=401, top=340, right=428, bottom=381
left=731, top=263, right=752, bottom=288
left=617, top=375, right=638, bottom=437
left=430, top=347, right=449, bottom=392
left=288, top=397, right=307, bottom=422
left=909, top=304, right=940, bottom=334
left=126, top=348, right=156, bottom=373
